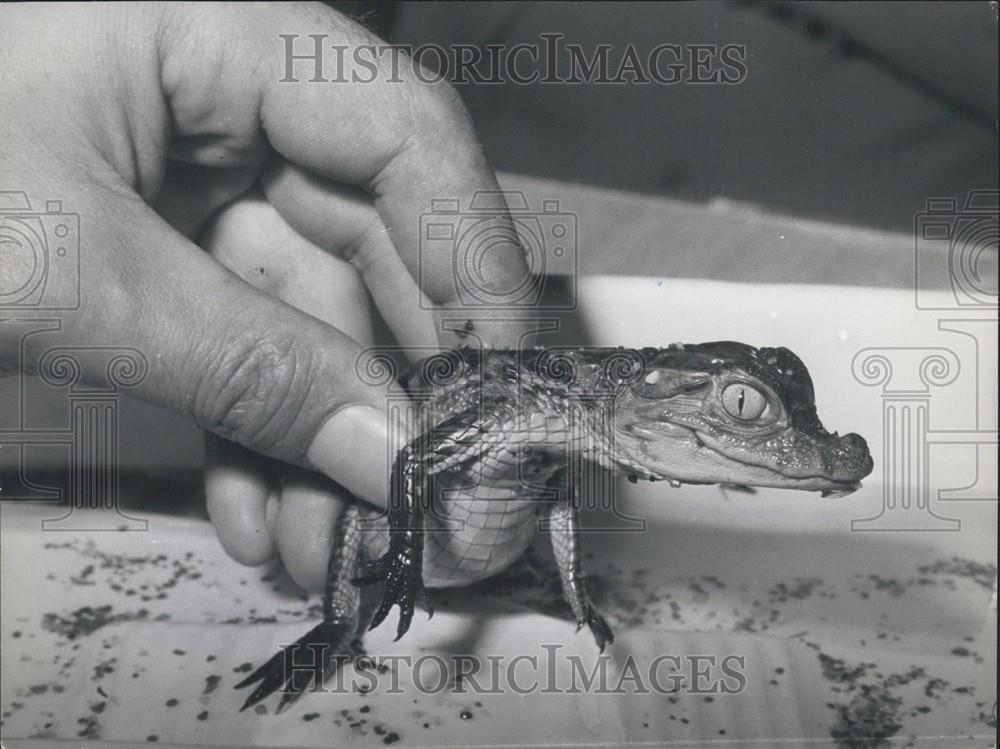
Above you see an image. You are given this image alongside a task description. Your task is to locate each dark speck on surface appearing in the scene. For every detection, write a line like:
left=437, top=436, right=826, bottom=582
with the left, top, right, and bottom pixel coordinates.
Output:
left=769, top=577, right=823, bottom=602
left=924, top=678, right=949, bottom=699
left=146, top=736, right=158, bottom=742
left=866, top=574, right=906, bottom=597
left=42, top=605, right=154, bottom=640
left=165, top=698, right=178, bottom=707
left=383, top=732, right=400, bottom=745
left=197, top=710, right=209, bottom=721
left=202, top=674, right=222, bottom=696
left=303, top=712, right=320, bottom=721
left=819, top=652, right=934, bottom=748
left=917, top=557, right=996, bottom=590
left=459, top=709, right=474, bottom=720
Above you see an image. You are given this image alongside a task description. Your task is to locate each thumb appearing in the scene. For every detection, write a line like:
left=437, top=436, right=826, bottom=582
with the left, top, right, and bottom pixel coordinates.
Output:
left=11, top=180, right=405, bottom=508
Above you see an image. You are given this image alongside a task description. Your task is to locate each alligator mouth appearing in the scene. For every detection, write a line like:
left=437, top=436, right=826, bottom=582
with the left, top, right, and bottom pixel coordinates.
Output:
left=691, top=428, right=868, bottom=494
left=623, top=418, right=866, bottom=496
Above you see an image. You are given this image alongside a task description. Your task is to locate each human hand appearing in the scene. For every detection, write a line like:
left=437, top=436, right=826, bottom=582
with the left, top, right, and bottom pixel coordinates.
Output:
left=1, top=3, right=531, bottom=591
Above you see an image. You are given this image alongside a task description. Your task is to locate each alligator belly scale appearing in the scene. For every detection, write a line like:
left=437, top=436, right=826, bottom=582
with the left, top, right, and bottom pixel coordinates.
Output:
left=363, top=440, right=562, bottom=589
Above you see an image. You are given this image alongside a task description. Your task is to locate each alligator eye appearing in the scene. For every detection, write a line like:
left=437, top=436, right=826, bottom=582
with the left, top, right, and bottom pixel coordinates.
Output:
left=721, top=384, right=767, bottom=420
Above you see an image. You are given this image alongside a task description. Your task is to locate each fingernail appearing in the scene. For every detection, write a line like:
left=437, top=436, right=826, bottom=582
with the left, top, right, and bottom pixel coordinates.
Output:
left=306, top=405, right=403, bottom=508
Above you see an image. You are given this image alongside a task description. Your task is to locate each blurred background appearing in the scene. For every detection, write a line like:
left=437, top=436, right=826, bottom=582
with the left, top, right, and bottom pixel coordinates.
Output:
left=343, top=0, right=997, bottom=232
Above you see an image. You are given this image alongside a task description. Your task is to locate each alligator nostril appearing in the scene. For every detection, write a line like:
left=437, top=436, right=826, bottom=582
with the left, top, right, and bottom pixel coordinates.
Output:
left=841, top=433, right=867, bottom=452
left=832, top=432, right=874, bottom=478
left=840, top=432, right=868, bottom=455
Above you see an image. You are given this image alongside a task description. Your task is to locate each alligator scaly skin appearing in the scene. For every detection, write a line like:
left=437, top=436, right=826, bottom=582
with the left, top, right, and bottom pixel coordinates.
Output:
left=359, top=347, right=642, bottom=587
left=237, top=344, right=873, bottom=711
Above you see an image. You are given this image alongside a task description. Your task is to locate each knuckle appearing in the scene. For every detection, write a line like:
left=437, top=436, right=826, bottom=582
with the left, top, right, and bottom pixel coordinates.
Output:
left=193, top=333, right=316, bottom=454
left=422, top=77, right=466, bottom=116
left=398, top=66, right=471, bottom=137
left=422, top=80, right=475, bottom=136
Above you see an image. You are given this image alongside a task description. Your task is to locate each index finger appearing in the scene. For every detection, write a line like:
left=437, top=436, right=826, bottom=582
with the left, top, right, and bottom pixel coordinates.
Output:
left=160, top=3, right=536, bottom=348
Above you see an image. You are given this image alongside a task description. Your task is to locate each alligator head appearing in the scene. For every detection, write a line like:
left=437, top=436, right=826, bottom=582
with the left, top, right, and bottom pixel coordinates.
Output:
left=610, top=342, right=873, bottom=495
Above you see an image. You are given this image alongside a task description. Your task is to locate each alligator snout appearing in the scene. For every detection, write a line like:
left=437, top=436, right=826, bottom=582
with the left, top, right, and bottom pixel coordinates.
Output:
left=827, top=432, right=874, bottom=481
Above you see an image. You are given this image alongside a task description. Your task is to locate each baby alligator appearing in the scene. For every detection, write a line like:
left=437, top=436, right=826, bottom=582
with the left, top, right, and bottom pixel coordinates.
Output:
left=236, top=343, right=873, bottom=711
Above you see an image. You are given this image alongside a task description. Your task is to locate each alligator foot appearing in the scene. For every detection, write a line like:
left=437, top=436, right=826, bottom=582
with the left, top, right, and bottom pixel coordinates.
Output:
left=236, top=620, right=359, bottom=713
left=353, top=554, right=430, bottom=641
left=547, top=494, right=616, bottom=653
left=576, top=603, right=615, bottom=653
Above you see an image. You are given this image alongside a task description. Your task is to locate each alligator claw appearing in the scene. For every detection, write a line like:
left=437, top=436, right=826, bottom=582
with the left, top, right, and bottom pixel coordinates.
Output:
left=577, top=605, right=615, bottom=653
left=420, top=589, right=435, bottom=620
left=353, top=554, right=425, bottom=641
left=236, top=620, right=356, bottom=713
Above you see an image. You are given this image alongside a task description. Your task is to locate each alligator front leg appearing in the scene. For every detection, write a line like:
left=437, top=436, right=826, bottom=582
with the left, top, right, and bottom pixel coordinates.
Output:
left=351, top=436, right=429, bottom=641
left=547, top=484, right=615, bottom=652
left=354, top=407, right=492, bottom=641
left=237, top=504, right=365, bottom=712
